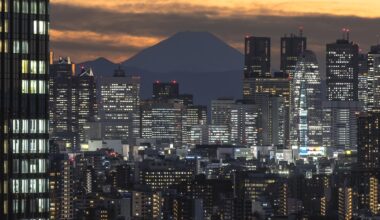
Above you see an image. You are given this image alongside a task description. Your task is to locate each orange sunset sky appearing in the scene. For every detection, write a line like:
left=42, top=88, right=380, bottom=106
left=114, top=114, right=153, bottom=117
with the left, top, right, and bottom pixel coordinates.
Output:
left=50, top=0, right=380, bottom=64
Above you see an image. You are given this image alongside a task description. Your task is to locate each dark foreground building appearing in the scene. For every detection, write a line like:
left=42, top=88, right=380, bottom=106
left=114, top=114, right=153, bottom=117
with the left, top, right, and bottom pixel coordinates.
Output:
left=0, top=0, right=50, bottom=219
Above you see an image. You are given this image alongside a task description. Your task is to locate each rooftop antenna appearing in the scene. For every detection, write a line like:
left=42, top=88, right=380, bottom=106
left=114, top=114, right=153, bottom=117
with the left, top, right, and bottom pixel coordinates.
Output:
left=346, top=28, right=350, bottom=41
left=299, top=26, right=304, bottom=37
left=342, top=28, right=346, bottom=40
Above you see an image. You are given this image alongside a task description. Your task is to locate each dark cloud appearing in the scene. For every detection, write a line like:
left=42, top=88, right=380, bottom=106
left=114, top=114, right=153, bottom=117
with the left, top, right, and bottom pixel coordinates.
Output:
left=51, top=2, right=380, bottom=71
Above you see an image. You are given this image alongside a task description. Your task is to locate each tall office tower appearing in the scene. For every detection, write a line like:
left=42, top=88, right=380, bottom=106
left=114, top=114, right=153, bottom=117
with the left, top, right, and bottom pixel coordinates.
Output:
left=367, top=45, right=380, bottom=110
left=290, top=50, right=323, bottom=157
left=182, top=105, right=207, bottom=145
left=243, top=36, right=271, bottom=79
left=50, top=58, right=97, bottom=150
left=242, top=36, right=271, bottom=101
left=326, top=34, right=359, bottom=101
left=49, top=153, right=75, bottom=220
left=358, top=54, right=368, bottom=108
left=211, top=98, right=235, bottom=126
left=357, top=112, right=380, bottom=170
left=322, top=101, right=362, bottom=153
left=49, top=57, right=78, bottom=149
left=140, top=99, right=184, bottom=147
left=230, top=100, right=261, bottom=146
left=280, top=33, right=307, bottom=77
left=338, top=183, right=354, bottom=220
left=254, top=93, right=286, bottom=146
left=0, top=0, right=50, bottom=218
left=76, top=67, right=97, bottom=144
left=99, top=67, right=140, bottom=144
left=246, top=76, right=291, bottom=147
left=152, top=80, right=179, bottom=100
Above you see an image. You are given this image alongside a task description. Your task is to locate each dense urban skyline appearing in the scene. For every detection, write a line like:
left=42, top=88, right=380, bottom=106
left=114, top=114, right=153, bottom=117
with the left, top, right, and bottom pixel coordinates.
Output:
left=51, top=0, right=380, bottom=65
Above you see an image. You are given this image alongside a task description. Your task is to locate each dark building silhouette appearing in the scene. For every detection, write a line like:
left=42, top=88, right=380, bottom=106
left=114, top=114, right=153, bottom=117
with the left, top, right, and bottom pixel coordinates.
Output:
left=49, top=57, right=97, bottom=150
left=153, top=80, right=179, bottom=100
left=280, top=33, right=307, bottom=77
left=0, top=1, right=50, bottom=218
left=326, top=34, right=359, bottom=101
left=244, top=36, right=271, bottom=79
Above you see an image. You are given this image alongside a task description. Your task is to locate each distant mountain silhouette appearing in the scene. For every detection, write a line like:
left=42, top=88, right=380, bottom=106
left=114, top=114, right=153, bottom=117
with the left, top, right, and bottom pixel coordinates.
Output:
left=78, top=31, right=244, bottom=105
left=123, top=31, right=243, bottom=73
left=77, top=57, right=117, bottom=76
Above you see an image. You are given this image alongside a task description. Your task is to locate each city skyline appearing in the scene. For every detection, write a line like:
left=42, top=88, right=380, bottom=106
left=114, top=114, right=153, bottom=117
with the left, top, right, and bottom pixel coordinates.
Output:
left=51, top=0, right=380, bottom=65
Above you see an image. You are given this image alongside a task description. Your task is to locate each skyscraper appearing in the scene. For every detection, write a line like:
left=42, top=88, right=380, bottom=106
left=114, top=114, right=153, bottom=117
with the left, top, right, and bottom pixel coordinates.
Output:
left=99, top=67, right=140, bottom=144
left=49, top=58, right=97, bottom=150
left=280, top=33, right=307, bottom=77
left=367, top=45, right=380, bottom=110
left=153, top=80, right=179, bottom=100
left=326, top=35, right=359, bottom=101
left=49, top=57, right=78, bottom=149
left=357, top=112, right=380, bottom=170
left=76, top=67, right=98, bottom=144
left=290, top=50, right=323, bottom=157
left=244, top=36, right=271, bottom=79
left=0, top=1, right=50, bottom=218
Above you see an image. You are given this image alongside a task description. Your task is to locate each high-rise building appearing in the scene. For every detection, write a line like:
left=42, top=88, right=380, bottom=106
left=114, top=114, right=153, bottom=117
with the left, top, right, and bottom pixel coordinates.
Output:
left=230, top=100, right=261, bottom=146
left=99, top=67, right=140, bottom=143
left=182, top=105, right=207, bottom=146
left=326, top=36, right=359, bottom=101
left=244, top=36, right=271, bottom=79
left=50, top=58, right=97, bottom=150
left=357, top=112, right=380, bottom=170
left=243, top=36, right=271, bottom=102
left=322, top=101, right=362, bottom=153
left=280, top=33, right=307, bottom=77
left=358, top=53, right=368, bottom=108
left=211, top=98, right=235, bottom=126
left=49, top=57, right=78, bottom=149
left=367, top=45, right=380, bottom=110
left=0, top=1, right=50, bottom=218
left=153, top=80, right=179, bottom=100
left=290, top=50, right=323, bottom=157
left=243, top=76, right=291, bottom=147
left=76, top=67, right=97, bottom=144
left=140, top=99, right=184, bottom=147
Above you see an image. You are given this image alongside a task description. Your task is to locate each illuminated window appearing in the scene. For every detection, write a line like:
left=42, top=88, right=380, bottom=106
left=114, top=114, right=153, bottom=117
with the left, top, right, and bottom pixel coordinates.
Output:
left=22, top=80, right=29, bottom=93
left=21, top=0, right=28, bottom=13
left=31, top=60, right=37, bottom=74
left=22, top=80, right=46, bottom=94
left=0, top=1, right=8, bottom=12
left=13, top=40, right=28, bottom=54
left=38, top=80, right=46, bottom=93
left=39, top=61, right=46, bottom=74
left=13, top=0, right=20, bottom=13
left=33, top=20, right=48, bottom=35
left=0, top=20, right=8, bottom=32
left=22, top=60, right=28, bottom=74
left=0, top=40, right=8, bottom=53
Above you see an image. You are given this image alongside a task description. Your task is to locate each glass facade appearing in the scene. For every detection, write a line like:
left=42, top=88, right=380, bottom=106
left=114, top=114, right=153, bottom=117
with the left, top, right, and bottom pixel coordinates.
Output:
left=0, top=0, right=50, bottom=219
left=290, top=50, right=323, bottom=157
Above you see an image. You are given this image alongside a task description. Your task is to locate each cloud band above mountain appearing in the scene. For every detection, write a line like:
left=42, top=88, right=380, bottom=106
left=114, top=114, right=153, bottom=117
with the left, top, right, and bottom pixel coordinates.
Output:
left=51, top=1, right=380, bottom=69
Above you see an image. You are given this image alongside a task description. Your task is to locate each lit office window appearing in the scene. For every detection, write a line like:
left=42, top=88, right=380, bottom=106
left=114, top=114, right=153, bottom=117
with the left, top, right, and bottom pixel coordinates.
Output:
left=0, top=20, right=8, bottom=32
left=0, top=40, right=8, bottom=53
left=33, top=20, right=48, bottom=35
left=30, top=179, right=37, bottom=193
left=0, top=1, right=8, bottom=12
left=22, top=60, right=28, bottom=74
left=38, top=198, right=48, bottom=213
left=38, top=179, right=47, bottom=193
left=13, top=40, right=28, bottom=54
left=13, top=0, right=20, bottom=13
left=39, top=80, right=46, bottom=93
left=12, top=140, right=19, bottom=153
left=39, top=61, right=46, bottom=74
left=31, top=60, right=37, bottom=74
